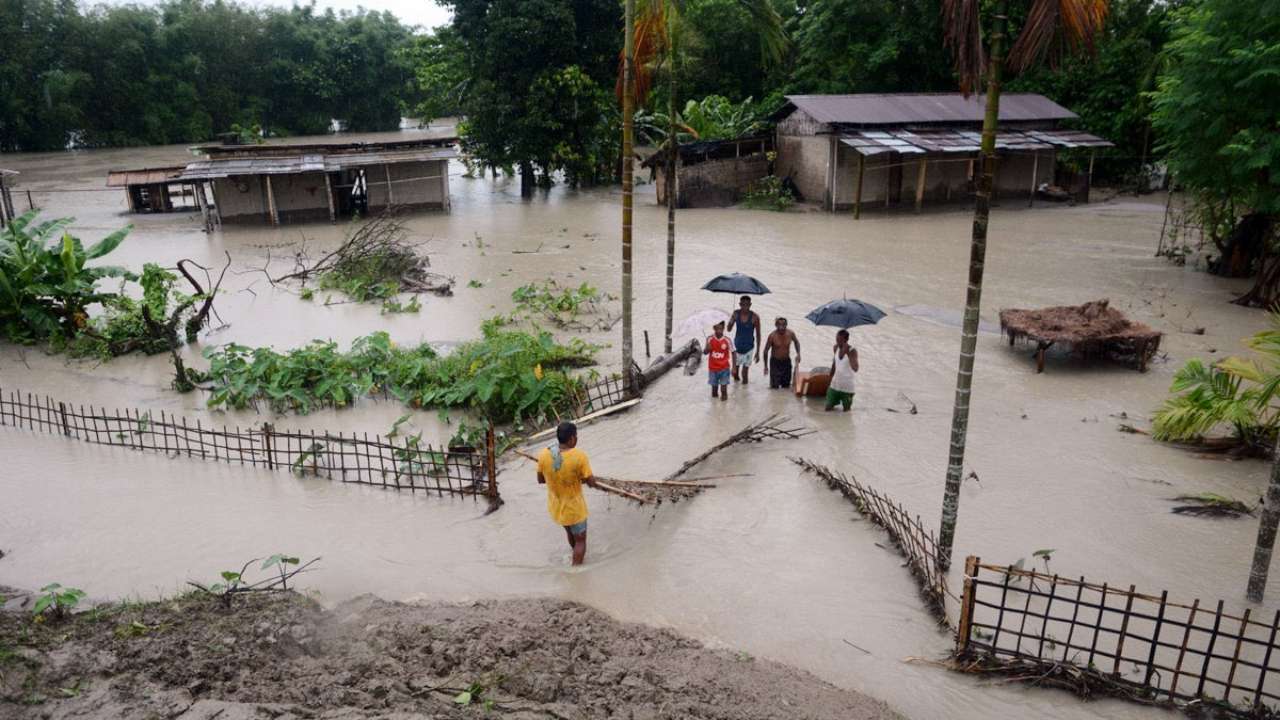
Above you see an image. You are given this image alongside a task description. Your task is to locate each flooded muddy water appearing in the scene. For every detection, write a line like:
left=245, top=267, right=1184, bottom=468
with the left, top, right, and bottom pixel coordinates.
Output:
left=1, top=132, right=1274, bottom=719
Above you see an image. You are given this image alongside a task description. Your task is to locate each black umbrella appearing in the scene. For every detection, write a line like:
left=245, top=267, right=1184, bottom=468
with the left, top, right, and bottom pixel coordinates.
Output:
left=806, top=297, right=886, bottom=329
left=701, top=272, right=771, bottom=295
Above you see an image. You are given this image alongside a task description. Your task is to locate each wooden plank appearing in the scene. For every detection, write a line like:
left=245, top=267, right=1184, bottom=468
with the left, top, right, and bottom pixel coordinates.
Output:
left=1170, top=598, right=1201, bottom=698
left=1142, top=590, right=1169, bottom=690
left=324, top=173, right=336, bottom=223
left=914, top=156, right=927, bottom=213
left=1197, top=600, right=1227, bottom=697
left=1224, top=608, right=1251, bottom=702
left=956, top=556, right=980, bottom=654
left=265, top=175, right=279, bottom=226
left=1113, top=584, right=1137, bottom=675
left=854, top=154, right=865, bottom=220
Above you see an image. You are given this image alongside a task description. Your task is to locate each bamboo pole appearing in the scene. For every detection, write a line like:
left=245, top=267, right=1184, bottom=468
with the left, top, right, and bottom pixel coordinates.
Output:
left=620, top=0, right=636, bottom=389
left=265, top=175, right=279, bottom=226
left=915, top=155, right=927, bottom=213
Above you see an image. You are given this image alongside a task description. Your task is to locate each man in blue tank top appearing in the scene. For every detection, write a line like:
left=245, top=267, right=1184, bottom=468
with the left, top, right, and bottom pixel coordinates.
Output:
left=726, top=295, right=761, bottom=384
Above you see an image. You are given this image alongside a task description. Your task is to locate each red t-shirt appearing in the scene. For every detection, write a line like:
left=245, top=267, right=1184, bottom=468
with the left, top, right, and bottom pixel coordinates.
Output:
left=708, top=335, right=731, bottom=371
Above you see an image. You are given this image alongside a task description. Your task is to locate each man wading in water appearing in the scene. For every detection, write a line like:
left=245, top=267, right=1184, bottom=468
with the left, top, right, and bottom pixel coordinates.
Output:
left=763, top=317, right=801, bottom=390
left=536, top=422, right=598, bottom=565
left=726, top=296, right=761, bottom=384
left=826, top=329, right=858, bottom=412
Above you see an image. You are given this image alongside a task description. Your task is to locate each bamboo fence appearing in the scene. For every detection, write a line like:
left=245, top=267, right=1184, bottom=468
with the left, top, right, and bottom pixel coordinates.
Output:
left=0, top=386, right=498, bottom=501
left=791, top=457, right=949, bottom=621
left=956, top=557, right=1280, bottom=717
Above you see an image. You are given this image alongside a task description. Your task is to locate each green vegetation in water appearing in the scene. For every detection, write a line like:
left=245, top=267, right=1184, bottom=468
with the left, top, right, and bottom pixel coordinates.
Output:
left=0, top=212, right=132, bottom=345
left=1169, top=493, right=1255, bottom=517
left=286, top=214, right=453, bottom=313
left=742, top=174, right=795, bottom=212
left=195, top=323, right=598, bottom=424
left=510, top=280, right=617, bottom=330
left=1, top=212, right=217, bottom=362
left=1153, top=310, right=1280, bottom=453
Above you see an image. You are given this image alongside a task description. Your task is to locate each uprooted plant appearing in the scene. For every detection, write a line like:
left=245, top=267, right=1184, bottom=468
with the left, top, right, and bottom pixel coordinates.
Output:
left=510, top=279, right=618, bottom=331
left=188, top=554, right=318, bottom=609
left=192, top=321, right=599, bottom=424
left=269, top=212, right=453, bottom=311
left=1169, top=493, right=1256, bottom=517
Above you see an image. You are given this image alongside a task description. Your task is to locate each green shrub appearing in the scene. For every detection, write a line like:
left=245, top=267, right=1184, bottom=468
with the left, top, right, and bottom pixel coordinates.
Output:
left=742, top=175, right=794, bottom=212
left=196, top=323, right=598, bottom=424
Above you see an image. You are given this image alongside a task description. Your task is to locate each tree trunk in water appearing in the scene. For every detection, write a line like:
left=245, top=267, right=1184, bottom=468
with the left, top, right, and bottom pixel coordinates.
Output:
left=663, top=21, right=678, bottom=355
left=937, top=0, right=1007, bottom=569
left=621, top=0, right=636, bottom=389
left=520, top=162, right=534, bottom=199
left=1248, top=434, right=1280, bottom=601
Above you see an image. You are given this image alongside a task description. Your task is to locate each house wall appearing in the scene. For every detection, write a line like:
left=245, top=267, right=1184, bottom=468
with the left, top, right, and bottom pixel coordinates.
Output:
left=994, top=152, right=1054, bottom=198
left=775, top=108, right=825, bottom=137
left=368, top=160, right=448, bottom=210
left=827, top=150, right=1055, bottom=211
left=656, top=154, right=770, bottom=208
left=775, top=134, right=830, bottom=206
left=271, top=172, right=330, bottom=222
left=212, top=176, right=267, bottom=221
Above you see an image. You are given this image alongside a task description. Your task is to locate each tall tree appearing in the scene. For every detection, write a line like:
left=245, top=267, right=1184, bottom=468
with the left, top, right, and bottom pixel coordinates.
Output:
left=1151, top=0, right=1280, bottom=309
left=936, top=0, right=1109, bottom=568
left=627, top=0, right=786, bottom=353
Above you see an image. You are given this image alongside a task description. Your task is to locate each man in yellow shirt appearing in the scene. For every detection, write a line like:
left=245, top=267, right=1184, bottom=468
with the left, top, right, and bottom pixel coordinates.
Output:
left=537, top=422, right=598, bottom=565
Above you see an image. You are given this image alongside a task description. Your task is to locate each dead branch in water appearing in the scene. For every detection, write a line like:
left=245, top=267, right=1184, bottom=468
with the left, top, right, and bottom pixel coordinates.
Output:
left=1169, top=493, right=1255, bottom=517
left=268, top=212, right=454, bottom=297
left=664, top=414, right=813, bottom=482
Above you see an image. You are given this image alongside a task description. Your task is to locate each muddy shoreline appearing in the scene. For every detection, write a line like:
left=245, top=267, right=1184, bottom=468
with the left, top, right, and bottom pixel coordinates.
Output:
left=0, top=589, right=901, bottom=719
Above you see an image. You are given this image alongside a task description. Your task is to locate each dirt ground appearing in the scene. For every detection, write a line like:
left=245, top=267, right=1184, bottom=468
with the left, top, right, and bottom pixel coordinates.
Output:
left=0, top=588, right=902, bottom=719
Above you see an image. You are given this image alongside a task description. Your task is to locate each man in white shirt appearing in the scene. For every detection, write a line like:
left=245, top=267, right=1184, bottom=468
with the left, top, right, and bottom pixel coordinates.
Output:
left=825, top=329, right=858, bottom=412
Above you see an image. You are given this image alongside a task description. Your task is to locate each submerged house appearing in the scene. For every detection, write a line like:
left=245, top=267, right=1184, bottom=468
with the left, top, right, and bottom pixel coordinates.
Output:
left=642, top=135, right=773, bottom=208
left=772, top=93, right=1111, bottom=216
left=106, top=167, right=199, bottom=214
left=177, top=137, right=458, bottom=225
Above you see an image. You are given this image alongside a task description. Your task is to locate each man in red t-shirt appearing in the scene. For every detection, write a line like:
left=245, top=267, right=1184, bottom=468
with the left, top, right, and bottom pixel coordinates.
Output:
left=704, top=320, right=731, bottom=401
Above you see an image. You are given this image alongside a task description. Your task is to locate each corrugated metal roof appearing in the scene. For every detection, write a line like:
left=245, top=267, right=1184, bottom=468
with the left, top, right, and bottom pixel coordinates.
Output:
left=784, top=93, right=1077, bottom=126
left=324, top=147, right=458, bottom=169
left=105, top=167, right=186, bottom=187
left=841, top=128, right=1112, bottom=156
left=176, top=147, right=458, bottom=181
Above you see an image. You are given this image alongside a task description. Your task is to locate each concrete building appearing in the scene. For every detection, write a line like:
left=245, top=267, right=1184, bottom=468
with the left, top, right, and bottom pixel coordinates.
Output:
left=772, top=93, right=1112, bottom=216
left=643, top=135, right=773, bottom=208
left=177, top=138, right=458, bottom=226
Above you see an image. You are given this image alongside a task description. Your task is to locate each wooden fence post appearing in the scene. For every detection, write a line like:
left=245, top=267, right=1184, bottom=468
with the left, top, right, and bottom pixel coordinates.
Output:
left=485, top=423, right=500, bottom=503
left=262, top=422, right=275, bottom=470
left=57, top=401, right=70, bottom=437
left=956, top=555, right=980, bottom=655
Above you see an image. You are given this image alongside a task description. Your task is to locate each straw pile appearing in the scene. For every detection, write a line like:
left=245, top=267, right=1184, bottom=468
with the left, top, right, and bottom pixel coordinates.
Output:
left=999, top=299, right=1161, bottom=371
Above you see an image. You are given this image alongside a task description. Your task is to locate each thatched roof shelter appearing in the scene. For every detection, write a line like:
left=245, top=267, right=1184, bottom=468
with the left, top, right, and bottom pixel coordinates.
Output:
left=999, top=299, right=1161, bottom=373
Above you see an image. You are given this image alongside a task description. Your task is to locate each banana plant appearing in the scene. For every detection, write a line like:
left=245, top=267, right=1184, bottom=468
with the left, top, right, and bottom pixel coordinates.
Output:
left=0, top=210, right=133, bottom=343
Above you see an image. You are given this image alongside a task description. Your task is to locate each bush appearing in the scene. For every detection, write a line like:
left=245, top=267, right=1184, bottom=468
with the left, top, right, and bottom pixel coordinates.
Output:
left=742, top=175, right=794, bottom=212
left=196, top=323, right=599, bottom=424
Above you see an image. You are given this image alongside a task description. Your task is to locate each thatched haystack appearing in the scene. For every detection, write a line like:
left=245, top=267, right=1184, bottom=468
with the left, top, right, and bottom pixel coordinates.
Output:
left=999, top=299, right=1161, bottom=373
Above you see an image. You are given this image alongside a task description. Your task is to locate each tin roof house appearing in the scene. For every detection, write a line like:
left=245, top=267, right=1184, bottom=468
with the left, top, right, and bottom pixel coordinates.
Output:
left=772, top=93, right=1111, bottom=215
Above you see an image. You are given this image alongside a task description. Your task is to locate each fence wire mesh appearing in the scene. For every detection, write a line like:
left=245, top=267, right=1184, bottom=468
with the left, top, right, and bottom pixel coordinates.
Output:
left=957, top=558, right=1280, bottom=717
left=0, top=386, right=497, bottom=500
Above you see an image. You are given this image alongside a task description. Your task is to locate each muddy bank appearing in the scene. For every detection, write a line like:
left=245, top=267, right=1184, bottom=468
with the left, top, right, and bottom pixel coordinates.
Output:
left=0, top=591, right=901, bottom=719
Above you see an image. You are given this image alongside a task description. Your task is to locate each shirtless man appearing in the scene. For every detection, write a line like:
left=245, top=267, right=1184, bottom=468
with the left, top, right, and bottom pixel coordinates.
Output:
left=763, top=317, right=801, bottom=390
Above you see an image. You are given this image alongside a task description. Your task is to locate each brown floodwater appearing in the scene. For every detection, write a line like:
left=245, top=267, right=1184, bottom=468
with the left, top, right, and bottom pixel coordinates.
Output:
left=1, top=130, right=1273, bottom=719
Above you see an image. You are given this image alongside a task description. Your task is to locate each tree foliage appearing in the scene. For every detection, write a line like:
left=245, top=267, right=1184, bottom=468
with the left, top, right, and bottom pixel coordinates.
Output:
left=443, top=0, right=622, bottom=188
left=0, top=0, right=417, bottom=151
left=1151, top=0, right=1280, bottom=216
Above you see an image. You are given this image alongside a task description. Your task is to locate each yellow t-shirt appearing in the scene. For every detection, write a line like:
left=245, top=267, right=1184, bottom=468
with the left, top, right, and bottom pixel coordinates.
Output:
left=537, top=446, right=592, bottom=527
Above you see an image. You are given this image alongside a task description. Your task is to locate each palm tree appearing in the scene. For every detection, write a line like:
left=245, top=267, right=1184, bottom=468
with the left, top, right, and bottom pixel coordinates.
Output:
left=936, top=0, right=1108, bottom=568
left=622, top=0, right=786, bottom=354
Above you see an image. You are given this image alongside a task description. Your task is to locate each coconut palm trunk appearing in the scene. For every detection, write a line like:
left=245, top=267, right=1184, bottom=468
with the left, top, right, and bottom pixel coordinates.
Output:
left=621, top=0, right=636, bottom=387
left=937, top=0, right=1009, bottom=568
left=663, top=19, right=678, bottom=354
left=1248, top=435, right=1280, bottom=601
